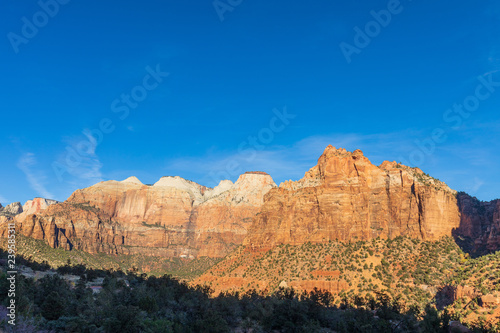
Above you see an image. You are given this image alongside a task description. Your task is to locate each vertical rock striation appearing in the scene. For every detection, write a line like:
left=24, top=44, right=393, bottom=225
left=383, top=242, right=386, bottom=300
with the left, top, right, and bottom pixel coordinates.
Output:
left=4, top=173, right=276, bottom=258
left=1, top=145, right=498, bottom=265
left=456, top=193, right=500, bottom=251
left=244, top=146, right=460, bottom=250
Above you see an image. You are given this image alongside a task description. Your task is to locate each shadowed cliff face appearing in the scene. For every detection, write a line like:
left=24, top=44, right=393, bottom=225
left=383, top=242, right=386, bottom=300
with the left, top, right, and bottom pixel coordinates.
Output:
left=456, top=193, right=500, bottom=253
left=244, top=146, right=461, bottom=250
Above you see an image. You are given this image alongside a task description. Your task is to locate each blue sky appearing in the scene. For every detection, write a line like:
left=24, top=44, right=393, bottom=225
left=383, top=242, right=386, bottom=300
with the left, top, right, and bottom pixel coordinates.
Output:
left=1, top=0, right=499, bottom=205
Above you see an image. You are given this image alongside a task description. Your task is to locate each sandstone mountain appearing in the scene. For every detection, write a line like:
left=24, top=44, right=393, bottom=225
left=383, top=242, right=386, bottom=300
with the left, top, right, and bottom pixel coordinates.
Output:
left=456, top=193, right=500, bottom=251
left=244, top=146, right=461, bottom=250
left=16, top=198, right=58, bottom=219
left=0, top=202, right=23, bottom=216
left=4, top=172, right=276, bottom=258
left=197, top=146, right=499, bottom=293
left=0, top=197, right=58, bottom=218
left=1, top=146, right=498, bottom=267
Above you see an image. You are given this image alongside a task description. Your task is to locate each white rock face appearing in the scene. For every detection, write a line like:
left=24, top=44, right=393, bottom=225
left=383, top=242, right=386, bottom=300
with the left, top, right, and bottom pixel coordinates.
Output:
left=200, top=173, right=277, bottom=206
left=203, top=180, right=233, bottom=201
left=153, top=176, right=207, bottom=204
left=229, top=173, right=277, bottom=205
left=71, top=173, right=275, bottom=215
left=6, top=172, right=278, bottom=259
left=121, top=176, right=143, bottom=185
left=21, top=198, right=58, bottom=216
left=91, top=179, right=144, bottom=191
left=1, top=202, right=23, bottom=216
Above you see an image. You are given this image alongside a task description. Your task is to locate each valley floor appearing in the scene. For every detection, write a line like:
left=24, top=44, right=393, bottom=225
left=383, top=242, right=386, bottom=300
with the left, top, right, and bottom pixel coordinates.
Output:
left=2, top=235, right=500, bottom=331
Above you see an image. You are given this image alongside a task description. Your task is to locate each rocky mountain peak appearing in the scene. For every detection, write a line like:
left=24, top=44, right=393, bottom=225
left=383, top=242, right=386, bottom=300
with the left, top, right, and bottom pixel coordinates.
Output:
left=22, top=198, right=58, bottom=214
left=12, top=197, right=58, bottom=220
left=246, top=145, right=462, bottom=249
left=0, top=202, right=23, bottom=216
left=153, top=176, right=209, bottom=204
left=4, top=202, right=23, bottom=215
left=234, top=172, right=276, bottom=189
left=4, top=145, right=497, bottom=261
left=202, top=180, right=233, bottom=201
left=121, top=176, right=143, bottom=185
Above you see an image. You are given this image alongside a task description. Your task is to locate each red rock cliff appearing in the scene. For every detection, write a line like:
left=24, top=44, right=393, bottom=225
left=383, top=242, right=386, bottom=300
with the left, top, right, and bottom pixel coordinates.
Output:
left=3, top=146, right=498, bottom=262
left=4, top=173, right=276, bottom=258
left=456, top=193, right=500, bottom=251
left=244, top=146, right=461, bottom=249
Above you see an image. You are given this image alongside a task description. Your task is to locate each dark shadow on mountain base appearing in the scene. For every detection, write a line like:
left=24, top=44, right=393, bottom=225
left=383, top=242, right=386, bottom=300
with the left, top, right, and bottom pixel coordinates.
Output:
left=451, top=192, right=500, bottom=258
left=1, top=248, right=487, bottom=333
left=451, top=231, right=491, bottom=258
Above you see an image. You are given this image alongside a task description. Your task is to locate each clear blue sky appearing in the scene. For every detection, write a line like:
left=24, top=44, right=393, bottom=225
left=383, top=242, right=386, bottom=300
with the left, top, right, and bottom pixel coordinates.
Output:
left=1, top=0, right=499, bottom=205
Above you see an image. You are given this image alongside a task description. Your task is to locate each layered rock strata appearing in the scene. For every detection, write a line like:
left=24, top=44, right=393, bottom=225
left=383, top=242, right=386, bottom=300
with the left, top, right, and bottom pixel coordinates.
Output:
left=456, top=193, right=500, bottom=251
left=244, top=146, right=461, bottom=250
left=2, top=145, right=499, bottom=266
left=4, top=173, right=276, bottom=257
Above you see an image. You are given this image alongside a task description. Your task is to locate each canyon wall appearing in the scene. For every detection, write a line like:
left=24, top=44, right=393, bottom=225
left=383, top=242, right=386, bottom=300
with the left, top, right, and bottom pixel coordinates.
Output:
left=244, top=146, right=461, bottom=250
left=1, top=146, right=498, bottom=264
left=3, top=172, right=276, bottom=258
left=456, top=193, right=500, bottom=251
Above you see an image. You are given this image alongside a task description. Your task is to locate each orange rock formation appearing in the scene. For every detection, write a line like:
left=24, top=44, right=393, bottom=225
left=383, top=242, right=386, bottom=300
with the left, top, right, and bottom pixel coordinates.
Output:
left=244, top=146, right=461, bottom=250
left=2, top=146, right=499, bottom=270
left=4, top=173, right=276, bottom=258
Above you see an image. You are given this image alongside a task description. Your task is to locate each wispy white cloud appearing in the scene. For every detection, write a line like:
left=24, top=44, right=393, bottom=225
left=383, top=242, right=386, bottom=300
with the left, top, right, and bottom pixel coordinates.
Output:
left=163, top=131, right=419, bottom=187
left=162, top=126, right=500, bottom=201
left=0, top=195, right=10, bottom=205
left=468, top=177, right=485, bottom=194
left=17, top=153, right=54, bottom=199
left=53, top=130, right=104, bottom=190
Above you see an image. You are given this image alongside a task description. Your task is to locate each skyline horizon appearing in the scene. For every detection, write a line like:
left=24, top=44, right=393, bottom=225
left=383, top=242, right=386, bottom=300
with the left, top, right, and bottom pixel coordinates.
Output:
left=2, top=0, right=499, bottom=205
left=2, top=142, right=498, bottom=206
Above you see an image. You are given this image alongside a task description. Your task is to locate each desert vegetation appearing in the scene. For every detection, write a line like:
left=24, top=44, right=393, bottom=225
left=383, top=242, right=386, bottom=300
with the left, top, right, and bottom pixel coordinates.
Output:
left=0, top=236, right=219, bottom=280
left=1, top=262, right=497, bottom=333
left=2, top=236, right=500, bottom=331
